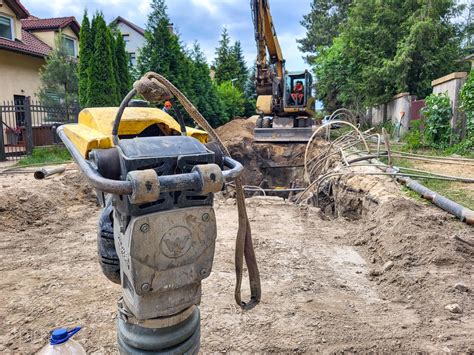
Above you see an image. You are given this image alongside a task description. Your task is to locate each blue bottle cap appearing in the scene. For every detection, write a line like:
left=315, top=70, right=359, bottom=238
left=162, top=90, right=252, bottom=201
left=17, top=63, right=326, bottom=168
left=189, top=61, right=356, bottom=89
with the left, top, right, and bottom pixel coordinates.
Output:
left=50, top=327, right=81, bottom=345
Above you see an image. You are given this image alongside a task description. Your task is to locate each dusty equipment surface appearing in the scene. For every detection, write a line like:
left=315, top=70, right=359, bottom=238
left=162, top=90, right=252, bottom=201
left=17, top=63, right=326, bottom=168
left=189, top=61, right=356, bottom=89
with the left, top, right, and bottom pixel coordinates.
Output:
left=53, top=73, right=260, bottom=354
left=252, top=0, right=316, bottom=142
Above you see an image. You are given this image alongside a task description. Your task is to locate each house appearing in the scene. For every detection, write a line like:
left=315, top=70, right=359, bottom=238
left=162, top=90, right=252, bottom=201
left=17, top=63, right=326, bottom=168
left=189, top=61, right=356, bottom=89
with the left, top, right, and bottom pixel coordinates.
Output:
left=111, top=16, right=145, bottom=66
left=0, top=0, right=80, bottom=104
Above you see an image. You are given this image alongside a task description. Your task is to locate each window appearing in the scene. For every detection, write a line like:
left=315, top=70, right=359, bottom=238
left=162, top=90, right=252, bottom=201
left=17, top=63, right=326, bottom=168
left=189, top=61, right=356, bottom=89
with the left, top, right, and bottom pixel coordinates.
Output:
left=62, top=36, right=76, bottom=57
left=122, top=34, right=130, bottom=42
left=129, top=52, right=136, bottom=66
left=0, top=15, right=13, bottom=40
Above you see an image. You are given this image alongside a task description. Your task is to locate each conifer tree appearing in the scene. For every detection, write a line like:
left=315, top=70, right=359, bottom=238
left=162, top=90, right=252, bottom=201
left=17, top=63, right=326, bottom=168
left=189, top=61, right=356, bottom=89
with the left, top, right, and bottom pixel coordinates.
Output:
left=87, top=13, right=118, bottom=107
left=137, top=0, right=191, bottom=94
left=213, top=28, right=240, bottom=85
left=116, top=33, right=131, bottom=99
left=189, top=43, right=223, bottom=127
left=39, top=34, right=78, bottom=109
left=78, top=10, right=92, bottom=107
left=231, top=41, right=248, bottom=92
left=110, top=30, right=121, bottom=104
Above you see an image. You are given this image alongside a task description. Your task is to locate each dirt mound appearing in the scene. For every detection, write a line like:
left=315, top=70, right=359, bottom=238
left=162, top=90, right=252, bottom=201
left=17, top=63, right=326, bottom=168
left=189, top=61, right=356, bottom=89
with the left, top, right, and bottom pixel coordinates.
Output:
left=216, top=116, right=257, bottom=144
left=216, top=117, right=310, bottom=187
left=316, top=172, right=474, bottom=344
left=0, top=167, right=97, bottom=232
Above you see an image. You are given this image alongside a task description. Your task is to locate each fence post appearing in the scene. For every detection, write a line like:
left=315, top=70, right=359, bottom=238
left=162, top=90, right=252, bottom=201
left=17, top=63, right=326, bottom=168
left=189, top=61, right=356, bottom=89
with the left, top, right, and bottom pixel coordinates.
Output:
left=24, top=97, right=34, bottom=155
left=0, top=114, right=6, bottom=161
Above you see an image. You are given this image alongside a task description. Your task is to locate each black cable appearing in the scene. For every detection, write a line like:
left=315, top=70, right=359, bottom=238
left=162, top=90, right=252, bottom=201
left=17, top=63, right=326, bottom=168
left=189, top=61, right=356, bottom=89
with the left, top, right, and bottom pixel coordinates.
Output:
left=170, top=99, right=187, bottom=136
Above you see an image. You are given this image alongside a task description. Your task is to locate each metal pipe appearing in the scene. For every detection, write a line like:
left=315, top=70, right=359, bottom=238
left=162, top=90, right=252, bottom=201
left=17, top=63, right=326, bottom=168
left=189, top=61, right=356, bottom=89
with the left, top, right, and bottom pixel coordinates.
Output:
left=386, top=167, right=474, bottom=225
left=34, top=166, right=66, bottom=180
left=223, top=157, right=243, bottom=181
left=58, top=125, right=134, bottom=195
left=57, top=125, right=242, bottom=195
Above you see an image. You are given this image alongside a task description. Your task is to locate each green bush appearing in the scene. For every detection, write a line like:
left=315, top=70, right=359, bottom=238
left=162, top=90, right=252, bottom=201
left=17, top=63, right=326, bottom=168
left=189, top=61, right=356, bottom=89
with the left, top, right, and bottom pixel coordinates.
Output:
left=445, top=136, right=474, bottom=156
left=421, top=93, right=452, bottom=148
left=460, top=70, right=474, bottom=138
left=216, top=81, right=245, bottom=125
left=402, top=119, right=425, bottom=150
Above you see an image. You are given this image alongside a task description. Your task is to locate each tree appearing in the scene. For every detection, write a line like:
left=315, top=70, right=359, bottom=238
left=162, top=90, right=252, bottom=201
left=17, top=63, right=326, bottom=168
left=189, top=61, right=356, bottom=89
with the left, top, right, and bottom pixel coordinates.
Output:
left=216, top=81, right=245, bottom=124
left=39, top=34, right=78, bottom=108
left=115, top=33, right=131, bottom=99
left=231, top=41, right=248, bottom=92
left=243, top=65, right=257, bottom=117
left=306, top=0, right=464, bottom=110
left=137, top=0, right=192, bottom=95
left=213, top=28, right=240, bottom=85
left=87, top=13, right=118, bottom=107
left=299, top=0, right=352, bottom=61
left=137, top=0, right=174, bottom=81
left=109, top=30, right=121, bottom=104
left=460, top=0, right=474, bottom=52
left=78, top=10, right=93, bottom=107
left=189, top=43, right=223, bottom=127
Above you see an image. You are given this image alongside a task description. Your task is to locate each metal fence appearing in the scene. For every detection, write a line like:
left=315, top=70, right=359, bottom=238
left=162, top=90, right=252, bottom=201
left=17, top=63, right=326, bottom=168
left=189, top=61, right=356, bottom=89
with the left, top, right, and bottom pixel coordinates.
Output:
left=0, top=97, right=79, bottom=161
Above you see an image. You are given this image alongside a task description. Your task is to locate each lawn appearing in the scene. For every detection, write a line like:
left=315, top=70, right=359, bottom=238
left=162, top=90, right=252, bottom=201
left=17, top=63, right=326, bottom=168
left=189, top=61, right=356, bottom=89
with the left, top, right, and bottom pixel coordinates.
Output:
left=17, top=146, right=71, bottom=166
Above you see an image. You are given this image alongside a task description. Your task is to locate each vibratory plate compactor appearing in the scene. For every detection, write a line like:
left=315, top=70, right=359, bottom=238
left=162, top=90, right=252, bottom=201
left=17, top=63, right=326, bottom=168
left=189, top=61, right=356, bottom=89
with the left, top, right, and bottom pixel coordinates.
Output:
left=58, top=73, right=261, bottom=354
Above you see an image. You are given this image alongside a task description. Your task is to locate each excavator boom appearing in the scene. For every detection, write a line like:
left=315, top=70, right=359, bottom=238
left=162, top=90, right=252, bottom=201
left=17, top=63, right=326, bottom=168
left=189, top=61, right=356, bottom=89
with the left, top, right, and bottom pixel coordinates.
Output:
left=251, top=0, right=285, bottom=95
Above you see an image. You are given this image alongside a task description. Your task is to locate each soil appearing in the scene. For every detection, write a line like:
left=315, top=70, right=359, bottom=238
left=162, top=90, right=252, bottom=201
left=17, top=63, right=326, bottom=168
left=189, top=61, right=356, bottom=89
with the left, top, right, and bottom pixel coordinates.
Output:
left=216, top=117, right=308, bottom=188
left=0, top=162, right=473, bottom=353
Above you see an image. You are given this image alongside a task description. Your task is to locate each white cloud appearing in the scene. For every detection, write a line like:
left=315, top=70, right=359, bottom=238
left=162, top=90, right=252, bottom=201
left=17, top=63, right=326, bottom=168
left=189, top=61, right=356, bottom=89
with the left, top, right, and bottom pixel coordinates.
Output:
left=276, top=31, right=307, bottom=72
left=191, top=0, right=218, bottom=15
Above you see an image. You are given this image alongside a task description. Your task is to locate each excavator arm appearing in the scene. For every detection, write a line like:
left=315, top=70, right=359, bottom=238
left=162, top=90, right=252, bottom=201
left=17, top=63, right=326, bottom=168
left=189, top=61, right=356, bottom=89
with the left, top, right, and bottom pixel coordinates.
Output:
left=251, top=0, right=285, bottom=95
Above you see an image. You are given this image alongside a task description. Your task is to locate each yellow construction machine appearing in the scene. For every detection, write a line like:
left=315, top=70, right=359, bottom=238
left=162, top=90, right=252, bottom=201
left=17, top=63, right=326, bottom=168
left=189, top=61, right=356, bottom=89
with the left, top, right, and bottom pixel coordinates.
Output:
left=64, top=104, right=208, bottom=159
left=57, top=73, right=260, bottom=353
left=252, top=0, right=316, bottom=142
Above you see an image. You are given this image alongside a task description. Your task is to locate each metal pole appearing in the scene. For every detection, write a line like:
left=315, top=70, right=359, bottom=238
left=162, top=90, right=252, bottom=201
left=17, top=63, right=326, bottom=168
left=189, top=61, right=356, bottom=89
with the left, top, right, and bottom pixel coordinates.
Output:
left=0, top=112, right=6, bottom=162
left=24, top=97, right=34, bottom=155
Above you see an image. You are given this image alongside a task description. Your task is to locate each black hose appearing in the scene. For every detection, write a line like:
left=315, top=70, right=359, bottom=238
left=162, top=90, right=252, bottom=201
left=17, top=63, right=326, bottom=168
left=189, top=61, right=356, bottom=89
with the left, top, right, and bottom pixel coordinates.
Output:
left=171, top=100, right=187, bottom=136
left=112, top=89, right=137, bottom=145
left=347, top=153, right=388, bottom=165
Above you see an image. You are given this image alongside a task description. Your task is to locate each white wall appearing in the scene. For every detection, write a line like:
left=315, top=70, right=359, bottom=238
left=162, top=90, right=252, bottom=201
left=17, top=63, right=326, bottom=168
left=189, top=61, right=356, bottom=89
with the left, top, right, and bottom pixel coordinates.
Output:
left=116, top=22, right=145, bottom=66
left=369, top=93, right=414, bottom=135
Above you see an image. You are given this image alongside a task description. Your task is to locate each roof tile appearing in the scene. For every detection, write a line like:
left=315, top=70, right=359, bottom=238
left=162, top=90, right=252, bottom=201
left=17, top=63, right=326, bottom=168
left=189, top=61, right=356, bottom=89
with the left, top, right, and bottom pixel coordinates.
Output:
left=0, top=29, right=52, bottom=57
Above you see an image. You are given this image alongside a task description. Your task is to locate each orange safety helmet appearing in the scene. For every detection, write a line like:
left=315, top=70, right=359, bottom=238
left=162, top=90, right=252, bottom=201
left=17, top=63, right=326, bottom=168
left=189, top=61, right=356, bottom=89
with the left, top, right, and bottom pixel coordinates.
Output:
left=164, top=101, right=172, bottom=108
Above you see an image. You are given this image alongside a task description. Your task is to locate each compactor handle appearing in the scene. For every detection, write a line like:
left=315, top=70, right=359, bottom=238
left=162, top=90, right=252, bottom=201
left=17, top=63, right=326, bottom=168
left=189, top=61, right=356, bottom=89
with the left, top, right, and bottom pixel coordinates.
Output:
left=57, top=125, right=242, bottom=197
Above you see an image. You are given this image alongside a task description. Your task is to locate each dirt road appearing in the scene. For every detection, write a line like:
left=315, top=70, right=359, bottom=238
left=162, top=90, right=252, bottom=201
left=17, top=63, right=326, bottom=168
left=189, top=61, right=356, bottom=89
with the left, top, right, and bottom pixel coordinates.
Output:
left=0, top=167, right=472, bottom=353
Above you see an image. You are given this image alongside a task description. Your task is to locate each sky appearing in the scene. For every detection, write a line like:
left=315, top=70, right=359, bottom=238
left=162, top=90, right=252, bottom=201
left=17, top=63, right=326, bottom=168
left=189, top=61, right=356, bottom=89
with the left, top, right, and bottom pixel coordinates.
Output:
left=21, top=0, right=312, bottom=71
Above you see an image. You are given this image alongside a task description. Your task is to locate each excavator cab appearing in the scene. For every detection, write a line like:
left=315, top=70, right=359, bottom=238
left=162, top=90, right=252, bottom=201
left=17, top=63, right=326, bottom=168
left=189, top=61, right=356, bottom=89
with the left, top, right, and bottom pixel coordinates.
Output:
left=284, top=71, right=313, bottom=109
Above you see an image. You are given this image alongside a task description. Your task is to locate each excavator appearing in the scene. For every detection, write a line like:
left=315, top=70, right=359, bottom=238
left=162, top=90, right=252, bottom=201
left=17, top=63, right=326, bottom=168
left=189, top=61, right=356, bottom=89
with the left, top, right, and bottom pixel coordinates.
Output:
left=252, top=0, right=316, bottom=142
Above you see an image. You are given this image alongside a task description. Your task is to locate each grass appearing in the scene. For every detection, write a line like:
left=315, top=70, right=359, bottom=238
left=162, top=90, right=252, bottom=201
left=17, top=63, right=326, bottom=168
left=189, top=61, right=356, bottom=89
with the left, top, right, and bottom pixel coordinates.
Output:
left=17, top=146, right=71, bottom=166
left=398, top=145, right=474, bottom=159
left=385, top=155, right=474, bottom=210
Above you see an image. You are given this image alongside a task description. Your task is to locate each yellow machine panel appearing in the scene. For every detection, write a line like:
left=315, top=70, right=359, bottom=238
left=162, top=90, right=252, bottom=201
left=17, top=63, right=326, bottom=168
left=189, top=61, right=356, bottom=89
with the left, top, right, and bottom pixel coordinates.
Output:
left=256, top=95, right=273, bottom=115
left=63, top=107, right=208, bottom=158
